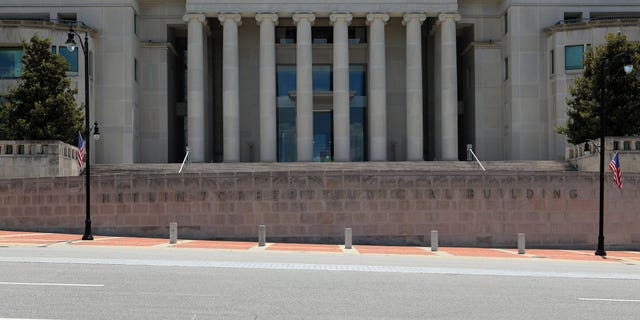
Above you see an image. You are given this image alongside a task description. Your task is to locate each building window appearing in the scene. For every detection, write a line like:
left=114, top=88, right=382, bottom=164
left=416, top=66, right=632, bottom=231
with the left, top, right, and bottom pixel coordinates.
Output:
left=134, top=58, right=138, bottom=82
left=348, top=27, right=367, bottom=44
left=134, top=14, right=138, bottom=35
left=563, top=12, right=582, bottom=24
left=504, top=57, right=509, bottom=80
left=276, top=27, right=296, bottom=44
left=312, top=65, right=332, bottom=91
left=0, top=47, right=23, bottom=78
left=312, top=27, right=333, bottom=44
left=550, top=50, right=555, bottom=74
left=565, top=45, right=585, bottom=70
left=504, top=11, right=508, bottom=34
left=276, top=65, right=297, bottom=162
left=58, top=46, right=78, bottom=72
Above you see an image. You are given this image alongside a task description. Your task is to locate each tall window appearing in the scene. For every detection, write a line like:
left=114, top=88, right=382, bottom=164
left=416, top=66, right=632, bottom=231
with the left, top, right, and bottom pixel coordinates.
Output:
left=276, top=65, right=297, bottom=162
left=349, top=65, right=367, bottom=161
left=275, top=27, right=296, bottom=44
left=51, top=45, right=78, bottom=72
left=504, top=57, right=509, bottom=80
left=565, top=45, right=584, bottom=70
left=504, top=11, right=508, bottom=34
left=0, top=47, right=23, bottom=78
left=550, top=49, right=555, bottom=74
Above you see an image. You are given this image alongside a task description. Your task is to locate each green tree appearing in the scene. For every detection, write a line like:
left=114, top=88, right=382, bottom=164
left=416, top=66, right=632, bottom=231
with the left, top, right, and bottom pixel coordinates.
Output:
left=0, top=34, right=83, bottom=145
left=558, top=33, right=640, bottom=145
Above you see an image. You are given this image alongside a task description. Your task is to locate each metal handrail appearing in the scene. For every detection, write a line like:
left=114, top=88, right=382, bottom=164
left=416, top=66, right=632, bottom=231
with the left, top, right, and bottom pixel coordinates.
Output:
left=178, top=148, right=190, bottom=174
left=468, top=148, right=486, bottom=171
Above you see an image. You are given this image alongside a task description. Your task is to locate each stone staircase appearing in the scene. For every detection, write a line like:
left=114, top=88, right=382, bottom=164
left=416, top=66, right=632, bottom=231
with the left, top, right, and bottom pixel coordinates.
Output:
left=89, top=161, right=576, bottom=176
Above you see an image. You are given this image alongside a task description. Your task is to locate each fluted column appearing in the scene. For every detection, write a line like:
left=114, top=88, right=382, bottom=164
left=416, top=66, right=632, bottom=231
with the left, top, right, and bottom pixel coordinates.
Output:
left=439, top=13, right=461, bottom=160
left=219, top=13, right=242, bottom=162
left=366, top=13, right=389, bottom=161
left=403, top=13, right=426, bottom=161
left=183, top=13, right=206, bottom=162
left=293, top=13, right=315, bottom=161
left=256, top=13, right=279, bottom=162
left=330, top=13, right=352, bottom=162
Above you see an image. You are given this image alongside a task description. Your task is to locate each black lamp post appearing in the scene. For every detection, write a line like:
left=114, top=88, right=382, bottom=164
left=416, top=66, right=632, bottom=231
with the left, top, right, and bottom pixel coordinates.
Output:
left=595, top=49, right=633, bottom=256
left=66, top=25, right=99, bottom=241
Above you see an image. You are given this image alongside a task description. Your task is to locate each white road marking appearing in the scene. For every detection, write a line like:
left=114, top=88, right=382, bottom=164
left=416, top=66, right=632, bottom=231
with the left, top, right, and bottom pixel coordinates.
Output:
left=0, top=281, right=103, bottom=287
left=578, top=298, right=640, bottom=303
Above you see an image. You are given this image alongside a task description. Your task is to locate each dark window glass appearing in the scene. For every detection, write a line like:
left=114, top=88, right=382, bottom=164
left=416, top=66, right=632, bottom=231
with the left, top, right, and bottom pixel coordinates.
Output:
left=312, top=27, right=332, bottom=44
left=276, top=65, right=297, bottom=162
left=349, top=65, right=367, bottom=161
left=59, top=46, right=78, bottom=72
left=550, top=50, right=555, bottom=74
left=623, top=141, right=630, bottom=150
left=348, top=26, right=367, bottom=44
left=504, top=57, right=509, bottom=80
left=312, top=65, right=331, bottom=91
left=0, top=47, right=23, bottom=78
left=276, top=27, right=296, bottom=44
left=565, top=45, right=584, bottom=70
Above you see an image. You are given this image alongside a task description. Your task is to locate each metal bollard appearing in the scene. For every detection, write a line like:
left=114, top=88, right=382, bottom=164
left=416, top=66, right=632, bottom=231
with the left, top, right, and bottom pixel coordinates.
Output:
left=258, top=225, right=266, bottom=247
left=518, top=233, right=526, bottom=254
left=431, top=230, right=438, bottom=252
left=169, top=222, right=177, bottom=244
left=345, top=228, right=352, bottom=249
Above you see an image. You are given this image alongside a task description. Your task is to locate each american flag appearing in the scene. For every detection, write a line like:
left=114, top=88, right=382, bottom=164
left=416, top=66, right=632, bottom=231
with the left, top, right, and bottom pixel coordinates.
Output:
left=77, top=132, right=85, bottom=169
left=609, top=152, right=622, bottom=189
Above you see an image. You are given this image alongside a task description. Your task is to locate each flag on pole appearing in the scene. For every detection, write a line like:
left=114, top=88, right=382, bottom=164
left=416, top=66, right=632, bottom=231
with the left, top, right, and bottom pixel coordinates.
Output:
left=609, top=152, right=622, bottom=189
left=77, top=132, right=85, bottom=169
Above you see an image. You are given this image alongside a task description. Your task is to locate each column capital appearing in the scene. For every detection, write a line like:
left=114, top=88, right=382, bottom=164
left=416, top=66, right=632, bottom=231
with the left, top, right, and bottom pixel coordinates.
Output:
left=438, top=13, right=461, bottom=22
left=329, top=13, right=352, bottom=25
left=183, top=13, right=206, bottom=24
left=402, top=13, right=427, bottom=26
left=292, top=13, right=316, bottom=25
left=366, top=13, right=390, bottom=25
left=219, top=13, right=242, bottom=26
left=255, top=13, right=279, bottom=26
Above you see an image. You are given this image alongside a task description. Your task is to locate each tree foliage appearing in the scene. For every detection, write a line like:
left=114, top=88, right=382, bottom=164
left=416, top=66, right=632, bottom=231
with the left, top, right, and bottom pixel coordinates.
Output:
left=0, top=34, right=83, bottom=145
left=558, top=33, right=640, bottom=145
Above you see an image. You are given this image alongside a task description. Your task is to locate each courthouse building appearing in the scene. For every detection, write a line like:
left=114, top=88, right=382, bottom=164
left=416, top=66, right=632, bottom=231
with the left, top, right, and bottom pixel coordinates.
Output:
left=1, top=0, right=639, bottom=164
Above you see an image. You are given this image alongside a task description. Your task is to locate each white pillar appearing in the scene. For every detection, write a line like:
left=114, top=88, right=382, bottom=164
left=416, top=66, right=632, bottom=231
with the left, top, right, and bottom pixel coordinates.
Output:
left=366, top=13, right=389, bottom=161
left=219, top=13, right=242, bottom=162
left=183, top=14, right=206, bottom=162
left=293, top=13, right=315, bottom=162
left=330, top=13, right=352, bottom=162
left=439, top=13, right=461, bottom=161
left=256, top=13, right=279, bottom=162
left=403, top=13, right=426, bottom=161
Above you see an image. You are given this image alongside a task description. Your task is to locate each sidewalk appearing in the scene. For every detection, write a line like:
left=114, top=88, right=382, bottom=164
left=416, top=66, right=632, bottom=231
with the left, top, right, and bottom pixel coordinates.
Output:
left=1, top=230, right=639, bottom=263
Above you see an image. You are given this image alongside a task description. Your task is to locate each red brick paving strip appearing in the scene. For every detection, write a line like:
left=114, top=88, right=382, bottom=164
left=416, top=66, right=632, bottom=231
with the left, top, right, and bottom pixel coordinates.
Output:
left=525, top=249, right=620, bottom=262
left=172, top=240, right=256, bottom=250
left=72, top=237, right=168, bottom=247
left=267, top=243, right=342, bottom=253
left=442, top=247, right=523, bottom=258
left=0, top=233, right=82, bottom=245
left=354, top=245, right=431, bottom=255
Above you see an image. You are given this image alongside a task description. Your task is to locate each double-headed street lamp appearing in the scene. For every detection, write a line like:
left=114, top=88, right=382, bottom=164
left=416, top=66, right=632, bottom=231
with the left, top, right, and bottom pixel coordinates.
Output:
left=595, top=48, right=633, bottom=256
left=66, top=25, right=99, bottom=241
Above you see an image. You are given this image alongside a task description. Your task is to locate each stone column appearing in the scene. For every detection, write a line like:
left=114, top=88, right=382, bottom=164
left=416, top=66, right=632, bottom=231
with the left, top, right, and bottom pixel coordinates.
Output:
left=330, top=13, right=352, bottom=162
left=184, top=14, right=206, bottom=162
left=293, top=13, right=315, bottom=162
left=256, top=13, right=279, bottom=162
left=439, top=13, right=461, bottom=160
left=366, top=13, right=389, bottom=161
left=403, top=13, right=426, bottom=161
left=219, top=13, right=242, bottom=162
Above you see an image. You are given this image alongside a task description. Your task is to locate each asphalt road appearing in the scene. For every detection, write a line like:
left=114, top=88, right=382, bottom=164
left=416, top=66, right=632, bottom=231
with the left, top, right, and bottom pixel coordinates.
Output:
left=0, top=246, right=639, bottom=320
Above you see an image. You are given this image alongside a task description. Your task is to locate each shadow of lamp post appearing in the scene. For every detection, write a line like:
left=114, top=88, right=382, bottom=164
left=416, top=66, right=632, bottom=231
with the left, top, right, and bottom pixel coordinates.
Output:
left=66, top=25, right=100, bottom=241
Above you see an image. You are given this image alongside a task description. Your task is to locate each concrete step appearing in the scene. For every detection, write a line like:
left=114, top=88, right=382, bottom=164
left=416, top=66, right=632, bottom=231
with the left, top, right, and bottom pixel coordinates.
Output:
left=88, top=161, right=576, bottom=176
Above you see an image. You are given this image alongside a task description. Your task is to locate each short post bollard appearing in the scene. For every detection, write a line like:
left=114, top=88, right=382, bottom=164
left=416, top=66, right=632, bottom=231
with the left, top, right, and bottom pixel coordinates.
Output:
left=345, top=228, right=352, bottom=249
left=169, top=222, right=177, bottom=244
left=518, top=233, right=526, bottom=254
left=258, top=225, right=266, bottom=247
left=431, top=230, right=438, bottom=252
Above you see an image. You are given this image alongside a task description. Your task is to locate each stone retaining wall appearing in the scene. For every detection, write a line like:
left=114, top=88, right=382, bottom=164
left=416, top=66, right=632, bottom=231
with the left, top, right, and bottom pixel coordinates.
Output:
left=1, top=170, right=639, bottom=249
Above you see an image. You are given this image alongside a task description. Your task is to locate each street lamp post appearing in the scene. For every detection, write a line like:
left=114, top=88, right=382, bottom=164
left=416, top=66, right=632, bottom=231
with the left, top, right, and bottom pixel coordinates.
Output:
left=66, top=25, right=99, bottom=241
left=595, top=49, right=633, bottom=256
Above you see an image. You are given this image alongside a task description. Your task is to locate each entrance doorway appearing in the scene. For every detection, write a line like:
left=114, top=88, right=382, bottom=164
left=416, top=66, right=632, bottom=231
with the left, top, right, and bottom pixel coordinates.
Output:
left=313, top=111, right=333, bottom=161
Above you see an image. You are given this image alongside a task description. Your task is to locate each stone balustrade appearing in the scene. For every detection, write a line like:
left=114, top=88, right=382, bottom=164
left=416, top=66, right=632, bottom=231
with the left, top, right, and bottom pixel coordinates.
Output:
left=566, top=136, right=640, bottom=172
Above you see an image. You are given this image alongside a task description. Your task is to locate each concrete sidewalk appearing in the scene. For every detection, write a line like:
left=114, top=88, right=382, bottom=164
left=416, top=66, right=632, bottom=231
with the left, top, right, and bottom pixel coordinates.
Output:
left=1, top=230, right=639, bottom=263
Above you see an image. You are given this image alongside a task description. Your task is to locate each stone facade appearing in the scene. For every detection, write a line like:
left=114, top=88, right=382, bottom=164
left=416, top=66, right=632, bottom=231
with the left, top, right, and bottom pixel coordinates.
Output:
left=0, top=140, right=80, bottom=178
left=1, top=1, right=638, bottom=164
left=1, top=167, right=638, bottom=249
